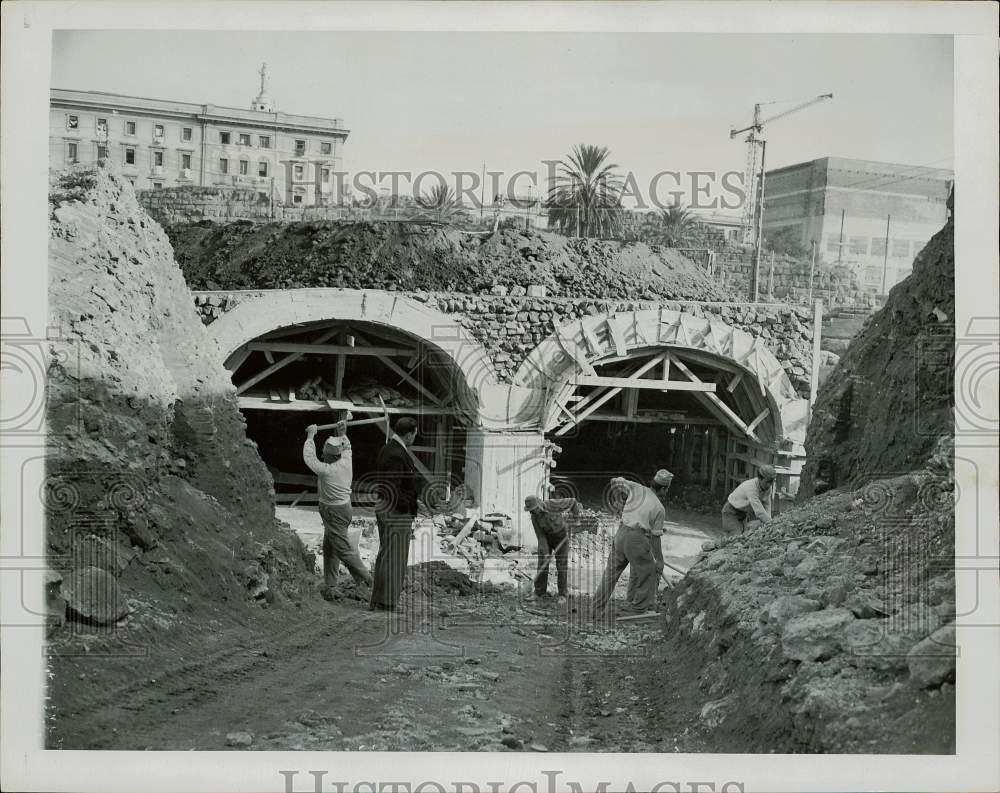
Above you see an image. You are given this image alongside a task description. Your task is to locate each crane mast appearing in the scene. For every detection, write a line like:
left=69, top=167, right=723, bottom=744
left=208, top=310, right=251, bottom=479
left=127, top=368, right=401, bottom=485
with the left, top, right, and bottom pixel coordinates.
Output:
left=730, top=93, right=833, bottom=299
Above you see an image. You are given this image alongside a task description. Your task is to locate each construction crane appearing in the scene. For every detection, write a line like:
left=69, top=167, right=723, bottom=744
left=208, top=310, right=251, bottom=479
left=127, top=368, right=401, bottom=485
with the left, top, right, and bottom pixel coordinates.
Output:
left=730, top=93, right=833, bottom=300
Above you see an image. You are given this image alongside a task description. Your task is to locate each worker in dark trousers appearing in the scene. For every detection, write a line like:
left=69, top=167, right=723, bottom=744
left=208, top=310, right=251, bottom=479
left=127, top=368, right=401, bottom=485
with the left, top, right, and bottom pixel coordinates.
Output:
left=304, top=419, right=372, bottom=600
left=626, top=468, right=673, bottom=604
left=722, top=464, right=775, bottom=534
left=591, top=470, right=670, bottom=618
left=369, top=417, right=420, bottom=612
left=524, top=495, right=580, bottom=604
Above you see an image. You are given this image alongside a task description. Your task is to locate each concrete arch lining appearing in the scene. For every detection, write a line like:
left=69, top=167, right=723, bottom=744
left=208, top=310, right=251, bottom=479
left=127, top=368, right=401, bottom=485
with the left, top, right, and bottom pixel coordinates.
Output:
left=513, top=308, right=808, bottom=444
left=205, top=289, right=499, bottom=412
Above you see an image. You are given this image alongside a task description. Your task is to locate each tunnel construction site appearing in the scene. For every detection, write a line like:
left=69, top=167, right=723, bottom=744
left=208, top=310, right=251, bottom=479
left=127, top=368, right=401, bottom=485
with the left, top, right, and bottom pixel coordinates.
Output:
left=43, top=165, right=956, bottom=754
left=195, top=286, right=814, bottom=544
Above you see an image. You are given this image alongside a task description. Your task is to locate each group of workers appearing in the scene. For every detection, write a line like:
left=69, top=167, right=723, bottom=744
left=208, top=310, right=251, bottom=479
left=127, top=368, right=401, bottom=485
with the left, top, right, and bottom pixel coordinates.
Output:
left=524, top=463, right=777, bottom=615
left=303, top=413, right=778, bottom=617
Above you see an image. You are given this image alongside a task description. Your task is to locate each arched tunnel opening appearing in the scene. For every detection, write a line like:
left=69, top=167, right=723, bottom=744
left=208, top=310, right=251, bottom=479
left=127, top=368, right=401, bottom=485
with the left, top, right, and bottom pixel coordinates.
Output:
left=545, top=346, right=786, bottom=515
left=224, top=318, right=473, bottom=512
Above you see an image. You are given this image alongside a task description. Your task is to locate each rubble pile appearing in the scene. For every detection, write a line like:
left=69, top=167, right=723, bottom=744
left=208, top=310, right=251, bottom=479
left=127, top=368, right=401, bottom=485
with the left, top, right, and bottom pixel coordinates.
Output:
left=45, top=164, right=315, bottom=644
left=664, top=208, right=956, bottom=753
left=166, top=220, right=734, bottom=302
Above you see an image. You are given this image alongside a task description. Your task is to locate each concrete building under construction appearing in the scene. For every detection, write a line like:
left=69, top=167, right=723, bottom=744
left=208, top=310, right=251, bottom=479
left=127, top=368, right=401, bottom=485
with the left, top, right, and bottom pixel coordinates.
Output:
left=763, top=156, right=952, bottom=291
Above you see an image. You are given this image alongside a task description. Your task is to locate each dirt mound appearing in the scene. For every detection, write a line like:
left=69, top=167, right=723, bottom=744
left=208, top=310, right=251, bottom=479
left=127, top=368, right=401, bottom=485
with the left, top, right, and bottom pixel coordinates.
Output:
left=46, top=165, right=315, bottom=655
left=403, top=561, right=480, bottom=597
left=802, top=209, right=954, bottom=493
left=165, top=220, right=735, bottom=302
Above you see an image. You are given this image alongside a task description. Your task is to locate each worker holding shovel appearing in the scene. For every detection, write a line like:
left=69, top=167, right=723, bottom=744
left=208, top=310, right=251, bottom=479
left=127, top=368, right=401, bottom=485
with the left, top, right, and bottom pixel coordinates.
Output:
left=304, top=418, right=373, bottom=600
left=590, top=470, right=672, bottom=619
left=524, top=495, right=580, bottom=604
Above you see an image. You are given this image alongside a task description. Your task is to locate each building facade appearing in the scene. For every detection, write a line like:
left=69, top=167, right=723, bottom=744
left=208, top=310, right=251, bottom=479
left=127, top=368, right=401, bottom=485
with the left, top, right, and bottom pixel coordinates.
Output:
left=763, top=157, right=952, bottom=292
left=49, top=65, right=349, bottom=206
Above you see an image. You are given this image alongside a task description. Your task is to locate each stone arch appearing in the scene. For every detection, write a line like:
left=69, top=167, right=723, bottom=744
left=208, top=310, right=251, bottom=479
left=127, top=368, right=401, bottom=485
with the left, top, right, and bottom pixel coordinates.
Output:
left=206, top=289, right=499, bottom=415
left=513, top=308, right=808, bottom=445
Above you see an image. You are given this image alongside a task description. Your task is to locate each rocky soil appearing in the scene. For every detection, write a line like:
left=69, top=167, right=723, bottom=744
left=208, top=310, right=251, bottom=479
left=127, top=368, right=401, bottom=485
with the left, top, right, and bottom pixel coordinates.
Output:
left=165, top=219, right=735, bottom=302
left=659, top=207, right=957, bottom=753
left=802, top=209, right=954, bottom=493
left=45, top=165, right=316, bottom=736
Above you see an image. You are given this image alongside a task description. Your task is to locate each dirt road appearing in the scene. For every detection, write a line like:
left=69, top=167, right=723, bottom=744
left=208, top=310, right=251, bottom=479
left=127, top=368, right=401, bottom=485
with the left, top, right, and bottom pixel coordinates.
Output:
left=49, top=587, right=717, bottom=752
left=48, top=509, right=723, bottom=752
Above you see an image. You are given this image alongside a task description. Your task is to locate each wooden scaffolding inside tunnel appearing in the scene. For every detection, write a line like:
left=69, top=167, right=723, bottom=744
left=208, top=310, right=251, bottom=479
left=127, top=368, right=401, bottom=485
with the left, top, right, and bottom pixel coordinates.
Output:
left=223, top=319, right=466, bottom=506
left=544, top=344, right=803, bottom=510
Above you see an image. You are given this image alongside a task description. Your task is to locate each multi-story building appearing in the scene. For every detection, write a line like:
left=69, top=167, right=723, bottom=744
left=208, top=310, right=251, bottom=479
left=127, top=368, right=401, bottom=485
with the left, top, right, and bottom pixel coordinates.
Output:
left=763, top=156, right=952, bottom=292
left=49, top=65, right=349, bottom=206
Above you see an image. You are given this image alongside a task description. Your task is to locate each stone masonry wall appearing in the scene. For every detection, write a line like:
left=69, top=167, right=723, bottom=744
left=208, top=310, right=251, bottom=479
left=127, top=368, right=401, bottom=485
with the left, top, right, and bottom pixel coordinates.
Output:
left=194, top=290, right=816, bottom=398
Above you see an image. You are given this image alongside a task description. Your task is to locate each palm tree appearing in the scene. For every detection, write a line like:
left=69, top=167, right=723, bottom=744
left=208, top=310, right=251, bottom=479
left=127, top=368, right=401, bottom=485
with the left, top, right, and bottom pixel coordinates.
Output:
left=545, top=144, right=625, bottom=239
left=416, top=184, right=467, bottom=223
left=641, top=202, right=699, bottom=248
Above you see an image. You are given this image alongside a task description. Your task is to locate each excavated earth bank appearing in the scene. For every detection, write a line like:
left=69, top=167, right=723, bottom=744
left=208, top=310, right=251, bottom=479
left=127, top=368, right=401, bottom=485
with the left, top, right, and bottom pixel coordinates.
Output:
left=660, top=209, right=957, bottom=753
left=45, top=166, right=318, bottom=741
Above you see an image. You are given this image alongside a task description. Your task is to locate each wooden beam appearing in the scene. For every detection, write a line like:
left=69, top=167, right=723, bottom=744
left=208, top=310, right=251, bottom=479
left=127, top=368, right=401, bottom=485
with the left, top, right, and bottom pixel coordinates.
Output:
left=554, top=354, right=666, bottom=436
left=553, top=387, right=623, bottom=436
left=624, top=387, right=639, bottom=418
left=747, top=407, right=771, bottom=434
left=238, top=397, right=454, bottom=415
left=248, top=341, right=416, bottom=357
left=585, top=413, right=720, bottom=426
left=568, top=375, right=717, bottom=392
left=316, top=416, right=387, bottom=430
left=261, top=321, right=344, bottom=340
left=225, top=347, right=252, bottom=373
left=263, top=350, right=275, bottom=364
left=351, top=331, right=443, bottom=406
left=667, top=354, right=759, bottom=443
left=236, top=328, right=338, bottom=395
left=726, top=372, right=744, bottom=393
left=334, top=333, right=348, bottom=399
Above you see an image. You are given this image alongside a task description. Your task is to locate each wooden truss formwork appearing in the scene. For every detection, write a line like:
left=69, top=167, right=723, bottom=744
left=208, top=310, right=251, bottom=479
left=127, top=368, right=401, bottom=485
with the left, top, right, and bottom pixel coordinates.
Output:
left=226, top=320, right=461, bottom=503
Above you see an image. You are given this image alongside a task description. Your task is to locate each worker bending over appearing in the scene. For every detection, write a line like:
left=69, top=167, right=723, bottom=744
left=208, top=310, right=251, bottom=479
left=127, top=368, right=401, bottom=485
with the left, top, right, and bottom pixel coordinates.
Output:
left=304, top=420, right=373, bottom=599
left=524, top=495, right=580, bottom=603
left=722, top=464, right=776, bottom=533
left=591, top=469, right=672, bottom=617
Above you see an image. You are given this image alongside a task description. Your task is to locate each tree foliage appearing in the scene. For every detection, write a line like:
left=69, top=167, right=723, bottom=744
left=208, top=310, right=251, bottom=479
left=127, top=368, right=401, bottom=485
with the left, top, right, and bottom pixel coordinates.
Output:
left=545, top=144, right=626, bottom=239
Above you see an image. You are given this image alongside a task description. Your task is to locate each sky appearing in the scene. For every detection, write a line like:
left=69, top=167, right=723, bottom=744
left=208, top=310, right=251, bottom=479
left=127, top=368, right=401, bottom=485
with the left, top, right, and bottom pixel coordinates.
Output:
left=51, top=31, right=954, bottom=210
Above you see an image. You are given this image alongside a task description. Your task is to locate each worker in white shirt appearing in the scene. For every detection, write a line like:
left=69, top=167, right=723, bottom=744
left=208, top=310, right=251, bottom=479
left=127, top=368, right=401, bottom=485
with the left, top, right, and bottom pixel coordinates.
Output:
left=591, top=469, right=672, bottom=617
left=722, top=464, right=776, bottom=534
left=304, top=419, right=373, bottom=599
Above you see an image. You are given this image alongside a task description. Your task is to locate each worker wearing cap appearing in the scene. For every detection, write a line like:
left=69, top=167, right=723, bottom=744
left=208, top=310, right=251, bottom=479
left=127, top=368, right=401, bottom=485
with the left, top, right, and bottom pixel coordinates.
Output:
left=591, top=470, right=670, bottom=617
left=626, top=469, right=673, bottom=604
left=524, top=495, right=580, bottom=603
left=304, top=419, right=373, bottom=598
left=722, top=464, right=776, bottom=533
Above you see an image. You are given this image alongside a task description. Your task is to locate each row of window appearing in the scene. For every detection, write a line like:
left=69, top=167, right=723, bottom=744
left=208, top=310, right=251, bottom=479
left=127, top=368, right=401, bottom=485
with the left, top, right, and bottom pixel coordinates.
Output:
left=825, top=235, right=926, bottom=257
left=65, top=115, right=337, bottom=157
left=67, top=114, right=195, bottom=143
left=216, top=130, right=333, bottom=156
left=64, top=140, right=340, bottom=185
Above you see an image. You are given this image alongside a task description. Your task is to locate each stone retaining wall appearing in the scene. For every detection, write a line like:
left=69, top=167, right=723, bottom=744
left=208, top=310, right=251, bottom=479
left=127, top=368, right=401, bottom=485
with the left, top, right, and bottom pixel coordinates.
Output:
left=193, top=289, right=816, bottom=397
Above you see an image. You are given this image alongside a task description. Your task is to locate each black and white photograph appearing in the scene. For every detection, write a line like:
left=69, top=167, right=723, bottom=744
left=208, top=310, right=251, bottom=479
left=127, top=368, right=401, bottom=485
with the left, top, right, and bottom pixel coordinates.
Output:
left=1, top=2, right=997, bottom=792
